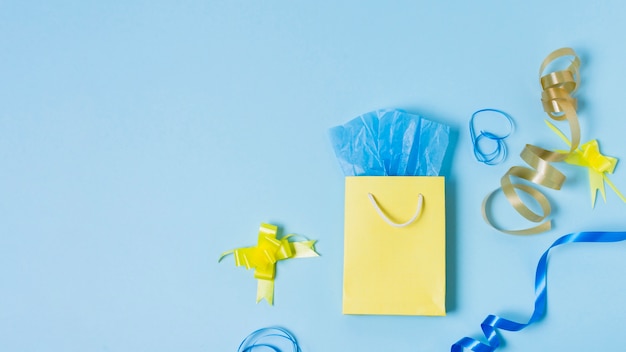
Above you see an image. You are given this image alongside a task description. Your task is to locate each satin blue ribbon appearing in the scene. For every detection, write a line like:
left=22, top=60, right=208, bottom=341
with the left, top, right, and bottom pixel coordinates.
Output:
left=238, top=327, right=302, bottom=352
left=469, top=109, right=514, bottom=166
left=452, top=231, right=626, bottom=351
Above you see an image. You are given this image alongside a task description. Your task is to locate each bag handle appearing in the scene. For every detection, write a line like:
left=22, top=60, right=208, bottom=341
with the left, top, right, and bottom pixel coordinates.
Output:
left=367, top=193, right=424, bottom=228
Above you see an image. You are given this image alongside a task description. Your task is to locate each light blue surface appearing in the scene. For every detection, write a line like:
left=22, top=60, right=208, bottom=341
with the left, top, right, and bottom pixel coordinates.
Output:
left=2, top=1, right=626, bottom=351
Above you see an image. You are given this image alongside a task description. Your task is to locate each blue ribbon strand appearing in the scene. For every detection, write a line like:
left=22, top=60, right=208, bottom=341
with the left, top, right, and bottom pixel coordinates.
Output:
left=238, top=327, right=302, bottom=352
left=451, top=231, right=626, bottom=351
left=469, top=109, right=514, bottom=166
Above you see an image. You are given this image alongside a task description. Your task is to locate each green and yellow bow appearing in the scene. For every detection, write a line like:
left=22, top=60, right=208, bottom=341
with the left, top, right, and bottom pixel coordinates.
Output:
left=546, top=120, right=626, bottom=207
left=219, top=223, right=319, bottom=305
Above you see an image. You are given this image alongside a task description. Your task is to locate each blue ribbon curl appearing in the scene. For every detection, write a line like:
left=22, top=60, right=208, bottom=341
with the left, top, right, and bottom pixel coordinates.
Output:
left=469, top=109, right=514, bottom=166
left=238, top=327, right=302, bottom=352
left=452, top=231, right=626, bottom=351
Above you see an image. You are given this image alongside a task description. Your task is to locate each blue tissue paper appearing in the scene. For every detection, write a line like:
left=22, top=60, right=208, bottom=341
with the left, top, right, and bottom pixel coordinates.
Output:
left=329, top=109, right=450, bottom=177
left=328, top=112, right=386, bottom=176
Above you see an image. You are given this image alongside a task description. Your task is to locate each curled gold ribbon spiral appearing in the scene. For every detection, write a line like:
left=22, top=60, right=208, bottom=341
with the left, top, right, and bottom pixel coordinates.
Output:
left=483, top=48, right=581, bottom=235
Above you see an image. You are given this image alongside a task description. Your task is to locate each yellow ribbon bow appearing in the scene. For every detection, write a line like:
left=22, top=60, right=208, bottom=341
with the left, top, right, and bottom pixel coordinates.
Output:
left=218, top=223, right=319, bottom=305
left=546, top=120, right=626, bottom=207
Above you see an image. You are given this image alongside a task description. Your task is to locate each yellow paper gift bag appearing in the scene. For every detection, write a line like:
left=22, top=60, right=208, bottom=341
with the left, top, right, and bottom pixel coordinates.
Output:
left=342, top=176, right=446, bottom=316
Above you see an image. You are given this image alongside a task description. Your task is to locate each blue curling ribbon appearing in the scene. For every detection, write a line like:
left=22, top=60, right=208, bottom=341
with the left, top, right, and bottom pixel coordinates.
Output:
left=469, top=109, right=514, bottom=165
left=451, top=231, right=626, bottom=351
left=239, top=327, right=302, bottom=352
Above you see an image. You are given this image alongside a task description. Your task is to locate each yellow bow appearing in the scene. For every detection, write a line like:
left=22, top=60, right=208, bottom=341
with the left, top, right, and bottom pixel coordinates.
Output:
left=219, top=223, right=319, bottom=305
left=545, top=120, right=625, bottom=207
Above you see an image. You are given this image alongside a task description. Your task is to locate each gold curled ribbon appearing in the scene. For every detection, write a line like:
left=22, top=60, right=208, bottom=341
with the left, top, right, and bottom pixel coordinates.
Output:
left=483, top=48, right=581, bottom=235
left=218, top=223, right=319, bottom=305
left=545, top=120, right=626, bottom=207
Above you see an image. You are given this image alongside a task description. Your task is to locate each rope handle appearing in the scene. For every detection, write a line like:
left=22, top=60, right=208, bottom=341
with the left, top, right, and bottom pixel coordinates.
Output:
left=367, top=193, right=424, bottom=228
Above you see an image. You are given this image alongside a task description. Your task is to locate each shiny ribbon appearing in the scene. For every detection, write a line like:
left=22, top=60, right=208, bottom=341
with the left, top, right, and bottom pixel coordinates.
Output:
left=483, top=48, right=581, bottom=235
left=238, top=327, right=302, bottom=352
left=219, top=223, right=319, bottom=305
left=545, top=120, right=626, bottom=207
left=451, top=230, right=626, bottom=351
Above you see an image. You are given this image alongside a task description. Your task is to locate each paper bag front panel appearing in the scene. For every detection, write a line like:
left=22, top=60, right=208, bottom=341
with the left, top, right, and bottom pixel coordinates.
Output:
left=342, top=176, right=446, bottom=316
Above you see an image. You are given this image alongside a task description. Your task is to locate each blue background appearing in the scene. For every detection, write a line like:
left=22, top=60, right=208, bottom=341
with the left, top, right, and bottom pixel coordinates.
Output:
left=2, top=1, right=626, bottom=351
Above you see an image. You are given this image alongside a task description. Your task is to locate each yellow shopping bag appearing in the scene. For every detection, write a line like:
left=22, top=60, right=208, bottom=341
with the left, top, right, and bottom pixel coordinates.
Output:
left=342, top=176, right=446, bottom=316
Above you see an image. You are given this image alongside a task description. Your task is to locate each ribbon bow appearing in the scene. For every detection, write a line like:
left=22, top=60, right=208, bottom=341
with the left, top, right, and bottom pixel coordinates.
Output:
left=545, top=120, right=626, bottom=207
left=219, top=223, right=319, bottom=305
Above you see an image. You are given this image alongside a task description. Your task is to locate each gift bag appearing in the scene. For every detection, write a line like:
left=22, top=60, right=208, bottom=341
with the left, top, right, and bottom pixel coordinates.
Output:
left=329, top=109, right=450, bottom=316
left=343, top=176, right=445, bottom=315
